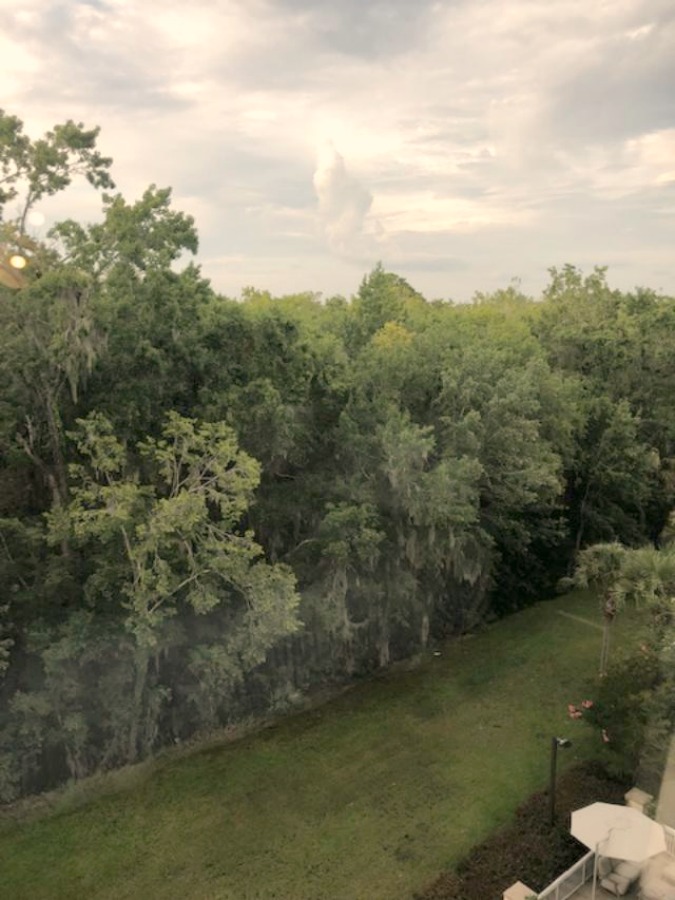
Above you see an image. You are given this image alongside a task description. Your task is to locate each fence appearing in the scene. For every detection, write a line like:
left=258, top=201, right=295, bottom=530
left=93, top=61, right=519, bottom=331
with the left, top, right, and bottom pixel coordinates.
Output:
left=537, top=825, right=675, bottom=899
left=666, top=824, right=675, bottom=857
left=537, top=851, right=595, bottom=900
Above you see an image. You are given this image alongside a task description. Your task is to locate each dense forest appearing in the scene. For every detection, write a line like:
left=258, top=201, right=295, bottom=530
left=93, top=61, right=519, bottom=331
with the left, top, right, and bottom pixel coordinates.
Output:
left=1, top=112, right=674, bottom=802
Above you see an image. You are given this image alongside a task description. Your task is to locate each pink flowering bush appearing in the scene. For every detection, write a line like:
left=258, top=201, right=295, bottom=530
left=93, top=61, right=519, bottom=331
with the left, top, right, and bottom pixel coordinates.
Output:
left=575, top=651, right=661, bottom=779
left=567, top=700, right=593, bottom=720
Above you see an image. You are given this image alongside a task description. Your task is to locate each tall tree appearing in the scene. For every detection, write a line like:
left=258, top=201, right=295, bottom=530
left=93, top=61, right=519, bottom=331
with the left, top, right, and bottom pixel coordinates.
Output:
left=42, top=412, right=299, bottom=766
left=0, top=110, right=113, bottom=233
left=350, top=263, right=427, bottom=348
left=534, top=265, right=670, bottom=550
left=0, top=266, right=101, bottom=514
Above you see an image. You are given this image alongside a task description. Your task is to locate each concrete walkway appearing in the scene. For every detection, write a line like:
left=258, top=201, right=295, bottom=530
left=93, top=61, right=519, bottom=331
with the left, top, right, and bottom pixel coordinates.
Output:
left=570, top=883, right=638, bottom=899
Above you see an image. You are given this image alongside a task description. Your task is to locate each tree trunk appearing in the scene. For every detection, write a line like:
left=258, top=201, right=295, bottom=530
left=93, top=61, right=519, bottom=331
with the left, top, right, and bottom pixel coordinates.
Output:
left=42, top=386, right=69, bottom=510
left=599, top=616, right=613, bottom=676
left=377, top=612, right=390, bottom=668
left=573, top=480, right=592, bottom=558
left=420, top=612, right=430, bottom=648
left=41, top=385, right=71, bottom=560
left=127, top=646, right=150, bottom=763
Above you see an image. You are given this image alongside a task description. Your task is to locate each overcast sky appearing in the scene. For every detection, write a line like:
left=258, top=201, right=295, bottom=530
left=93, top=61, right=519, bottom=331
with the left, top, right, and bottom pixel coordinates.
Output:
left=3, top=0, right=674, bottom=300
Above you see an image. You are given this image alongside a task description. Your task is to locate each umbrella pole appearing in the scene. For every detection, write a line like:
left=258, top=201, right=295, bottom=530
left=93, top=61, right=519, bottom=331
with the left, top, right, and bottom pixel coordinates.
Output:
left=592, top=841, right=598, bottom=900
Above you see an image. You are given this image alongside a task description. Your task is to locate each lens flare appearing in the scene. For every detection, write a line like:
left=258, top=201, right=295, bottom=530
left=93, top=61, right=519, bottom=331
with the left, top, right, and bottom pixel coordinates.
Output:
left=9, top=255, right=27, bottom=269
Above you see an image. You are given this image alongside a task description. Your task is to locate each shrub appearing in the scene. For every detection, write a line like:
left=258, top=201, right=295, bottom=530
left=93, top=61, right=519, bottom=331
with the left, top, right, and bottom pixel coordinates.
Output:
left=583, top=650, right=661, bottom=779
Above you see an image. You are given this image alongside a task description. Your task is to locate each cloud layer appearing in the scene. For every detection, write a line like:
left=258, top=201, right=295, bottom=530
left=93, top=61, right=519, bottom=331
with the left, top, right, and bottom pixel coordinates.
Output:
left=3, top=0, right=675, bottom=299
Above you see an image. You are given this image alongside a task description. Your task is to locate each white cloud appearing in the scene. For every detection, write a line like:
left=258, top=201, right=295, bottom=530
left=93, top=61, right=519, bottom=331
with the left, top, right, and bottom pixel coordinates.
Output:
left=313, top=143, right=382, bottom=258
left=2, top=0, right=674, bottom=300
left=373, top=191, right=536, bottom=233
left=628, top=129, right=675, bottom=185
left=549, top=127, right=675, bottom=200
left=626, top=22, right=656, bottom=39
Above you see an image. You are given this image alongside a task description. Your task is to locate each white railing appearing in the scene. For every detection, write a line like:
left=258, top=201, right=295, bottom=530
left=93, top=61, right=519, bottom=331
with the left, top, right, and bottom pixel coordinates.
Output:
left=665, top=824, right=675, bottom=857
left=515, top=810, right=674, bottom=899
left=537, top=851, right=595, bottom=900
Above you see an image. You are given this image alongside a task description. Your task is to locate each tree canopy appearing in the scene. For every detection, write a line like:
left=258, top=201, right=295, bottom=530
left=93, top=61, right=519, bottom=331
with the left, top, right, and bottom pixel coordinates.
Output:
left=2, top=110, right=675, bottom=800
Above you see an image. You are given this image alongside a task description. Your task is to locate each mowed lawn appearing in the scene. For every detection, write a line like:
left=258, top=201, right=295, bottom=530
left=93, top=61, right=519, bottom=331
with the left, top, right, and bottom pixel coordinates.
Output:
left=0, top=592, right=646, bottom=900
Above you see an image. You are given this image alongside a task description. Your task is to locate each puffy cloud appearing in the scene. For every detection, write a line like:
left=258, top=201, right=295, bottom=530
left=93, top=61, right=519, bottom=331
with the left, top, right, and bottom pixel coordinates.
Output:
left=313, top=143, right=381, bottom=259
left=628, top=128, right=675, bottom=186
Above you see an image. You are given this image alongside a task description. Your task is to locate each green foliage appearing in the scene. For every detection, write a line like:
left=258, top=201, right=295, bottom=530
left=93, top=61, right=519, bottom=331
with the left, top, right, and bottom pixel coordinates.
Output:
left=0, top=413, right=300, bottom=792
left=572, top=542, right=628, bottom=593
left=51, top=185, right=197, bottom=278
left=570, top=540, right=675, bottom=783
left=584, top=650, right=661, bottom=779
left=0, top=517, right=49, bottom=631
left=3, top=106, right=675, bottom=801
left=0, top=604, right=12, bottom=680
left=569, top=397, right=659, bottom=549
left=351, top=263, right=427, bottom=347
left=0, top=263, right=104, bottom=521
left=534, top=265, right=675, bottom=549
left=318, top=503, right=384, bottom=567
left=613, top=544, right=675, bottom=611
left=0, top=110, right=113, bottom=229
left=54, top=408, right=298, bottom=643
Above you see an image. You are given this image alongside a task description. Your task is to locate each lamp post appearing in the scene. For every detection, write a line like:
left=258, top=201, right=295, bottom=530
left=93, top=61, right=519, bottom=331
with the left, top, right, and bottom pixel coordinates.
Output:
left=549, top=736, right=572, bottom=826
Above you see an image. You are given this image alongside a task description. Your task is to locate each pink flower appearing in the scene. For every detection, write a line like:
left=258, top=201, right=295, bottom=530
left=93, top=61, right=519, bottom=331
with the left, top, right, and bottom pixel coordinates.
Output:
left=568, top=704, right=577, bottom=713
left=581, top=700, right=594, bottom=709
left=602, top=729, right=610, bottom=743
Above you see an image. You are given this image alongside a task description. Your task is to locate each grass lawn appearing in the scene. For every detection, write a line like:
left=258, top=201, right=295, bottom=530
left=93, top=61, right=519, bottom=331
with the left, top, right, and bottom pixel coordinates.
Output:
left=0, top=591, right=647, bottom=900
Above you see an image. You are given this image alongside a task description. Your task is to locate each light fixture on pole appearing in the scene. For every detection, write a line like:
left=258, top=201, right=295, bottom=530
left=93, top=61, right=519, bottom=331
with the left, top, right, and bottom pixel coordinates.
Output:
left=550, top=736, right=572, bottom=826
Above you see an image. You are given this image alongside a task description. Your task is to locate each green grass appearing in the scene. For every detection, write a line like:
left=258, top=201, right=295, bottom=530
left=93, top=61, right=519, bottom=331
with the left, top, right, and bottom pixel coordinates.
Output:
left=0, top=592, right=647, bottom=900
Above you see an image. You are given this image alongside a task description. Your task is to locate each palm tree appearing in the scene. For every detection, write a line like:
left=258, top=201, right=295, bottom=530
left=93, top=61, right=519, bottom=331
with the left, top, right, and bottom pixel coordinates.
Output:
left=572, top=542, right=627, bottom=675
left=572, top=541, right=675, bottom=674
left=612, top=545, right=675, bottom=649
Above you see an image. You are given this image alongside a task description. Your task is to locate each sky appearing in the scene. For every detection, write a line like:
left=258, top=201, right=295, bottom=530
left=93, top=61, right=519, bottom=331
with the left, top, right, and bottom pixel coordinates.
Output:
left=2, top=0, right=675, bottom=301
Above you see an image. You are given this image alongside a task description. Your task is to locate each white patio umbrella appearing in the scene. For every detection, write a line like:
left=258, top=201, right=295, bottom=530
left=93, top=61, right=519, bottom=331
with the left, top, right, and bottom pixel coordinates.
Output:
left=571, top=802, right=667, bottom=899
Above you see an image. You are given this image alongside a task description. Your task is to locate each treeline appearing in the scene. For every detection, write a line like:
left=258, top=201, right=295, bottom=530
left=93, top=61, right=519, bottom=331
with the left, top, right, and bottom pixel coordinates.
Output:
left=1, top=112, right=674, bottom=801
